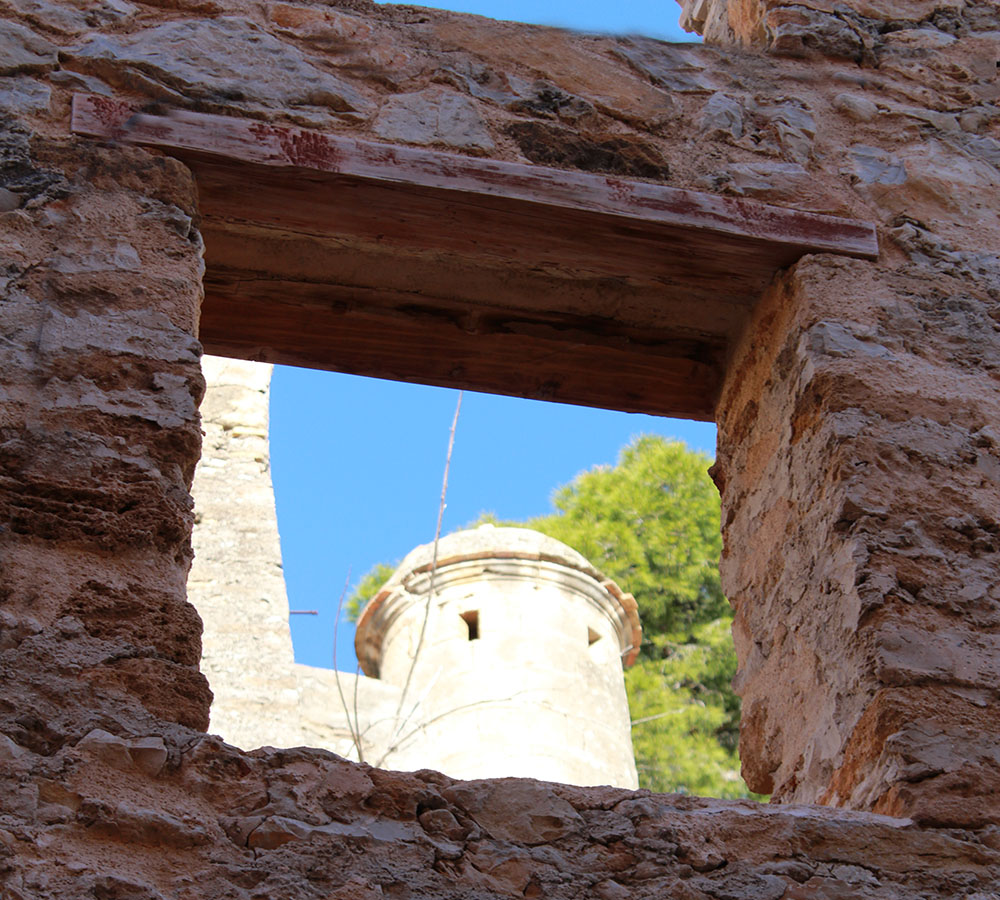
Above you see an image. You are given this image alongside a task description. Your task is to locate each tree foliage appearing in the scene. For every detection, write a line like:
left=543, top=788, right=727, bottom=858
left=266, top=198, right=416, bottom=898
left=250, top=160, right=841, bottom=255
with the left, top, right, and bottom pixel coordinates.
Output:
left=523, top=436, right=727, bottom=655
left=345, top=561, right=395, bottom=624
left=347, top=435, right=758, bottom=798
left=626, top=618, right=747, bottom=797
left=517, top=436, right=753, bottom=797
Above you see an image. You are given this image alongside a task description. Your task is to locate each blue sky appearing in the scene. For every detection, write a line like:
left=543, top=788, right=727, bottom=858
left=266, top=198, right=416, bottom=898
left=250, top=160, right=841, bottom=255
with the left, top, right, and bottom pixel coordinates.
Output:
left=270, top=1, right=707, bottom=672
left=372, top=0, right=700, bottom=40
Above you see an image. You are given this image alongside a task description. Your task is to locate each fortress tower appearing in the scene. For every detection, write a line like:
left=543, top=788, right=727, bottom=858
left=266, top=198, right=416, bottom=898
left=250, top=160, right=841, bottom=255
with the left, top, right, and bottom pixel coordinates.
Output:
left=355, top=525, right=642, bottom=788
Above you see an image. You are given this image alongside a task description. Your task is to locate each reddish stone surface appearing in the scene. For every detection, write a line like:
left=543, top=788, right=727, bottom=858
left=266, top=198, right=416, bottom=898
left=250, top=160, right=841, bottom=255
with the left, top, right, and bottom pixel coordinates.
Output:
left=716, top=257, right=1000, bottom=825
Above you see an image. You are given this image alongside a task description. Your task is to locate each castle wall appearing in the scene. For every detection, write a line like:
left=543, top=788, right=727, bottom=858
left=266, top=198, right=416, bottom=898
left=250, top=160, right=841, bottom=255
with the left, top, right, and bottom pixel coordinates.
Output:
left=188, top=357, right=301, bottom=750
left=1, top=0, right=999, bottom=896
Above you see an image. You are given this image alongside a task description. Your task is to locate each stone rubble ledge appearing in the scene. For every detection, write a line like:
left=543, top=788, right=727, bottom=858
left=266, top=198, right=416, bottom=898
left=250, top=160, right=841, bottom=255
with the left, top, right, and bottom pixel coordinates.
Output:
left=2, top=727, right=999, bottom=900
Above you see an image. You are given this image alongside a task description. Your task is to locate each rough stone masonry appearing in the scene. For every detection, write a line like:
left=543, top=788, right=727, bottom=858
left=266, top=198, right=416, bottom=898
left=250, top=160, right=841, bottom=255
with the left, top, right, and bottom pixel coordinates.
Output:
left=1, top=0, right=999, bottom=897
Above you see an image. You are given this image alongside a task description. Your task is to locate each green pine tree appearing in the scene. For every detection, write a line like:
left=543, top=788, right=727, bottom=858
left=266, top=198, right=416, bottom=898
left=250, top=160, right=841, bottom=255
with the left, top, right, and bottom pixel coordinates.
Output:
left=347, top=435, right=761, bottom=799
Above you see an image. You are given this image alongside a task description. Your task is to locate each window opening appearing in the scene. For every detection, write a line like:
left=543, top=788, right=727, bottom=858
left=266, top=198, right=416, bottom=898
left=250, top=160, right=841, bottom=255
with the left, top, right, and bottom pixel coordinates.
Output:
left=192, top=346, right=740, bottom=795
left=461, top=610, right=480, bottom=641
left=191, top=349, right=748, bottom=799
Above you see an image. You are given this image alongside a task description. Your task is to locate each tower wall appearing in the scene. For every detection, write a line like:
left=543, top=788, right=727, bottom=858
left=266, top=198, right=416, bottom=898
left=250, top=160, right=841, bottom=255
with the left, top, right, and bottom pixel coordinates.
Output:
left=188, top=358, right=404, bottom=761
left=356, top=527, right=641, bottom=788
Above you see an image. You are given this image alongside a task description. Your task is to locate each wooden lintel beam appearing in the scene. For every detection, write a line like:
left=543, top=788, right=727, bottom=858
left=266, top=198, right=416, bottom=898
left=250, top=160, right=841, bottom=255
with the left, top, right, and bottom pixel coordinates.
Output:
left=70, top=93, right=879, bottom=261
left=70, top=92, right=880, bottom=419
left=200, top=275, right=722, bottom=420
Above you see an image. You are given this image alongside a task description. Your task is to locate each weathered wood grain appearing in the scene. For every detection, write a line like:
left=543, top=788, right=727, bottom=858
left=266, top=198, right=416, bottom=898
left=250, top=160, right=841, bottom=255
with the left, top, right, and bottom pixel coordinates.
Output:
left=71, top=94, right=879, bottom=259
left=200, top=272, right=723, bottom=420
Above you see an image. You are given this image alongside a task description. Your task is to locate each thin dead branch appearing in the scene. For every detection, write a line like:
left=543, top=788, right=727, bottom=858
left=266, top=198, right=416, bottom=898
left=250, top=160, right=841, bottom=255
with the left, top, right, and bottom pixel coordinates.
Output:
left=631, top=709, right=686, bottom=727
left=385, top=390, right=463, bottom=753
left=331, top=568, right=364, bottom=762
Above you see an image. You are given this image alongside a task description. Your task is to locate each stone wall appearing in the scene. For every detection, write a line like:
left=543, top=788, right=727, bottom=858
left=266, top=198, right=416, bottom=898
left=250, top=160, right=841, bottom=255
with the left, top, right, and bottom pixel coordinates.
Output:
left=1, top=0, right=1000, bottom=896
left=716, top=255, right=1000, bottom=825
left=0, top=124, right=209, bottom=742
left=188, top=357, right=301, bottom=750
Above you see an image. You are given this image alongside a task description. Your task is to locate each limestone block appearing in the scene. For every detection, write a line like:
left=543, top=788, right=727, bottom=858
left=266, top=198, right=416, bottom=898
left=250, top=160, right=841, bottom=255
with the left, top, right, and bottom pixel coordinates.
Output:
left=127, top=736, right=168, bottom=777
left=764, top=102, right=815, bottom=163
left=426, top=17, right=675, bottom=127
left=443, top=780, right=584, bottom=845
left=68, top=17, right=374, bottom=115
left=0, top=76, right=49, bottom=116
left=611, top=40, right=721, bottom=93
left=74, top=730, right=167, bottom=776
left=851, top=137, right=999, bottom=225
left=76, top=728, right=133, bottom=770
left=699, top=92, right=744, bottom=140
left=833, top=92, right=879, bottom=122
left=0, top=20, right=56, bottom=74
left=764, top=5, right=872, bottom=60
left=0, top=0, right=94, bottom=36
left=883, top=27, right=958, bottom=52
left=79, top=798, right=212, bottom=848
left=48, top=68, right=112, bottom=96
left=373, top=88, right=494, bottom=153
left=266, top=2, right=374, bottom=49
left=718, top=161, right=811, bottom=201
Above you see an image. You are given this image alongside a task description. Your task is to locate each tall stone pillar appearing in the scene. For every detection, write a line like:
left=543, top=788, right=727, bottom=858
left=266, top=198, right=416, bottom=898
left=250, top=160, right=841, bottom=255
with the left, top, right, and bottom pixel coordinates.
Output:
left=0, top=133, right=210, bottom=745
left=715, top=255, right=1000, bottom=827
left=188, top=356, right=300, bottom=749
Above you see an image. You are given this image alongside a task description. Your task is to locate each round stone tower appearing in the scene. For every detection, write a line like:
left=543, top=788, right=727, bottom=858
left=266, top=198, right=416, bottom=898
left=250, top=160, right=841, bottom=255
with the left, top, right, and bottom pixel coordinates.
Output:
left=354, top=525, right=642, bottom=788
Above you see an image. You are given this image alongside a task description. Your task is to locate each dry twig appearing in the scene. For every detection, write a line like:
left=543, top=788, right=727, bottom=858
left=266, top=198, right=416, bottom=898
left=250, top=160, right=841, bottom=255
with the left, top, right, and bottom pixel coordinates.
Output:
left=385, top=390, right=464, bottom=757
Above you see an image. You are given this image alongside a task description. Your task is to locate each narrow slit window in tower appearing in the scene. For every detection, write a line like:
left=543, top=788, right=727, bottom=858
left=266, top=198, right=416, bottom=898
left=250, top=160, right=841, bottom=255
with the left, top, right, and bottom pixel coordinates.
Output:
left=461, top=610, right=480, bottom=640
